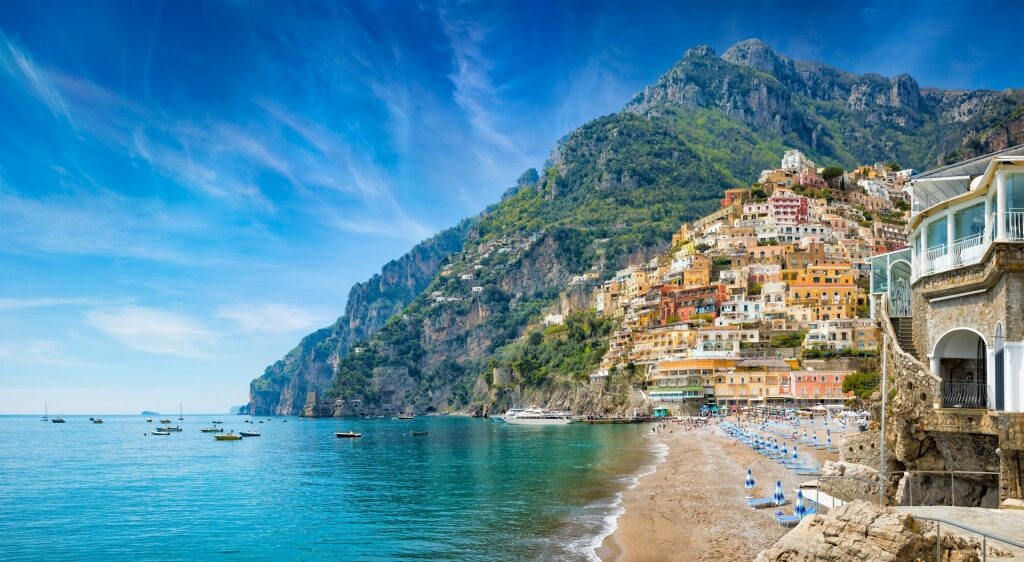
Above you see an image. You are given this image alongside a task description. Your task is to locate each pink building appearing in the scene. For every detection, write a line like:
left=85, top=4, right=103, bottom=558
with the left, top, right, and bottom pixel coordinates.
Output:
left=768, top=194, right=809, bottom=225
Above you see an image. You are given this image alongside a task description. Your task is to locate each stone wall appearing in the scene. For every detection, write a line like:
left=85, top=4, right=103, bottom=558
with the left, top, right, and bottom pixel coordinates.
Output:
left=840, top=430, right=882, bottom=467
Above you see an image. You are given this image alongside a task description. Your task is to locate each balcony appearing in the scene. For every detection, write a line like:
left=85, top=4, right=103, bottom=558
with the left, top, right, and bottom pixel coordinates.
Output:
left=940, top=381, right=988, bottom=409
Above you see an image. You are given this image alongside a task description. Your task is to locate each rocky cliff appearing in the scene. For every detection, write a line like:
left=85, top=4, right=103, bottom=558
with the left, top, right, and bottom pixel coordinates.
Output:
left=247, top=222, right=470, bottom=414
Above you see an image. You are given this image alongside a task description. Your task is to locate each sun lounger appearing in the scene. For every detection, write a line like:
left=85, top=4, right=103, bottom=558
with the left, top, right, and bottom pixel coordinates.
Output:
left=747, top=497, right=775, bottom=508
left=775, top=506, right=817, bottom=527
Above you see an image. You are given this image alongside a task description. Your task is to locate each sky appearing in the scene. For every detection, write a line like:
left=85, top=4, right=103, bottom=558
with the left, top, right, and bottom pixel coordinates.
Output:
left=0, top=0, right=1020, bottom=415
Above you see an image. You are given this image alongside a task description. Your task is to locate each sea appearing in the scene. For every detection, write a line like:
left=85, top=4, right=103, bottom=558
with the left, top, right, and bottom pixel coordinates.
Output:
left=0, top=415, right=663, bottom=561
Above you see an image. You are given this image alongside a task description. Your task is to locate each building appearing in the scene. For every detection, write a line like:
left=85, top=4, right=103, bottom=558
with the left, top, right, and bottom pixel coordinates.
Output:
left=781, top=149, right=815, bottom=173
left=871, top=145, right=1024, bottom=508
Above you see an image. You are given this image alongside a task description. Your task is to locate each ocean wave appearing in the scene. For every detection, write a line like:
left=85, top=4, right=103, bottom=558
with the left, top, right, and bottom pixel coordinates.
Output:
left=569, top=437, right=670, bottom=562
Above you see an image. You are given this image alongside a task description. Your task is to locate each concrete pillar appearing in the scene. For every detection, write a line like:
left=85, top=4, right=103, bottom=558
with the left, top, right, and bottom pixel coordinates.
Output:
left=985, top=195, right=992, bottom=239
left=930, top=355, right=941, bottom=377
left=946, top=210, right=956, bottom=265
left=996, top=171, right=1008, bottom=241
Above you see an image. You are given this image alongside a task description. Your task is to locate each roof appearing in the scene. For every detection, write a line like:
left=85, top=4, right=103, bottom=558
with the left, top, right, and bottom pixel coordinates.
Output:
left=736, top=358, right=791, bottom=368
left=912, top=144, right=1024, bottom=181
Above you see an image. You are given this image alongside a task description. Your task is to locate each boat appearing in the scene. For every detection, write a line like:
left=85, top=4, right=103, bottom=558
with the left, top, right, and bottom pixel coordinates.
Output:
left=412, top=431, right=428, bottom=436
left=91, top=418, right=104, bottom=424
left=41, top=402, right=48, bottom=422
left=215, top=432, right=242, bottom=441
left=146, top=418, right=153, bottom=422
left=177, top=403, right=183, bottom=421
left=200, top=427, right=224, bottom=433
left=501, top=408, right=574, bottom=426
left=156, top=426, right=182, bottom=432
left=492, top=407, right=527, bottom=422
left=51, top=417, right=66, bottom=423
left=151, top=430, right=170, bottom=436
left=335, top=432, right=362, bottom=438
left=239, top=430, right=261, bottom=437
left=159, top=418, right=171, bottom=423
left=211, top=419, right=223, bottom=424
left=396, top=414, right=415, bottom=420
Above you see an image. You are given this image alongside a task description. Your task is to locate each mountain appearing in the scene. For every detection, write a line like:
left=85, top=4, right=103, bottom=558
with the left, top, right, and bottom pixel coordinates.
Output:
left=246, top=38, right=1024, bottom=416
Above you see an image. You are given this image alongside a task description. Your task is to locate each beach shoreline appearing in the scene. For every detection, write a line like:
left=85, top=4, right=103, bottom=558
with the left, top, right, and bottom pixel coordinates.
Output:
left=598, top=419, right=838, bottom=561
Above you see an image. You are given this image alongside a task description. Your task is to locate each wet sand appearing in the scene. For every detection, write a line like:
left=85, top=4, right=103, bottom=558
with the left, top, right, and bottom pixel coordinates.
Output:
left=599, top=421, right=840, bottom=561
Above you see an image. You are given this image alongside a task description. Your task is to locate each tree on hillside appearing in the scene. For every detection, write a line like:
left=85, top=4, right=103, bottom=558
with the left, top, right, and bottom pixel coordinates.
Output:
left=822, top=166, right=844, bottom=181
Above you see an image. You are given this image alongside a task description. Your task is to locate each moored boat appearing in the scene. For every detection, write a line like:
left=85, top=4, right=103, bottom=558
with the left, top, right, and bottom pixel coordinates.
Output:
left=146, top=418, right=153, bottom=422
left=159, top=418, right=171, bottom=423
left=151, top=430, right=170, bottom=436
left=239, top=430, right=261, bottom=437
left=215, top=432, right=242, bottom=441
left=91, top=418, right=104, bottom=424
left=412, top=431, right=428, bottom=436
left=51, top=417, right=66, bottom=423
left=502, top=408, right=574, bottom=426
left=396, top=414, right=415, bottom=420
left=156, top=426, right=182, bottom=432
left=200, top=427, right=224, bottom=433
left=335, top=432, right=362, bottom=438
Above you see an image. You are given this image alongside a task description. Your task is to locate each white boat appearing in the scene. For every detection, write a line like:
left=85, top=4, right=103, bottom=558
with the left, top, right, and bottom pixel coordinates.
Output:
left=501, top=408, right=574, bottom=425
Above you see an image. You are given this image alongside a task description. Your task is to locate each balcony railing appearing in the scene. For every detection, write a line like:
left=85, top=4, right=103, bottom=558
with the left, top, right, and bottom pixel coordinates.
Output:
left=940, top=381, right=988, bottom=409
left=1009, top=210, right=1024, bottom=240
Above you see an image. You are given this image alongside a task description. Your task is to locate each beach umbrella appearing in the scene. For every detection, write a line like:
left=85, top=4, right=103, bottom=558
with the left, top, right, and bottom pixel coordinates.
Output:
left=802, top=430, right=808, bottom=442
left=781, top=444, right=788, bottom=457
left=773, top=480, right=785, bottom=506
left=792, top=446, right=799, bottom=462
left=745, top=469, right=755, bottom=497
left=826, top=436, right=832, bottom=449
left=795, top=490, right=807, bottom=519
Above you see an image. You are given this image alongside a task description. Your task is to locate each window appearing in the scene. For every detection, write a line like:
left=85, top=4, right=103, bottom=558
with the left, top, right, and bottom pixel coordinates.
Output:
left=954, top=203, right=985, bottom=240
left=926, top=219, right=947, bottom=249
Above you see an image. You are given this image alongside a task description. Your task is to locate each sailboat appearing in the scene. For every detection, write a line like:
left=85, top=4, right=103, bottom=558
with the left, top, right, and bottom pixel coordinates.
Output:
left=178, top=403, right=183, bottom=421
left=41, top=402, right=48, bottom=422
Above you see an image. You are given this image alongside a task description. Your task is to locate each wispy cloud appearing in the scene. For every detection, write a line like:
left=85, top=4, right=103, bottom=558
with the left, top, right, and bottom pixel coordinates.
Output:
left=0, top=340, right=94, bottom=368
left=0, top=36, right=74, bottom=126
left=0, top=297, right=117, bottom=310
left=438, top=11, right=515, bottom=152
left=215, top=303, right=322, bottom=333
left=83, top=306, right=215, bottom=358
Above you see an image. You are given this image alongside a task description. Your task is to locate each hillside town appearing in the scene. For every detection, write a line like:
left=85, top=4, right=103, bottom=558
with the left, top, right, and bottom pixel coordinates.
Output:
left=588, top=150, right=913, bottom=416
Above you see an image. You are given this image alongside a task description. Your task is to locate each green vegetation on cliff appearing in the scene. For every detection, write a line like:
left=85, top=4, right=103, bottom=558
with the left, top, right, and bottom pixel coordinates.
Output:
left=490, top=310, right=614, bottom=386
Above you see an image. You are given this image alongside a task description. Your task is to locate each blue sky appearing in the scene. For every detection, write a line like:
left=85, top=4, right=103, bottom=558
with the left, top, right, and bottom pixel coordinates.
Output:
left=0, top=0, right=1019, bottom=414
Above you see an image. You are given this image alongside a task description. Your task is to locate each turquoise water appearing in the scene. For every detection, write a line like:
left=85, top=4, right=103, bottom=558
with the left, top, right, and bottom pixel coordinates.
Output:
left=0, top=415, right=656, bottom=561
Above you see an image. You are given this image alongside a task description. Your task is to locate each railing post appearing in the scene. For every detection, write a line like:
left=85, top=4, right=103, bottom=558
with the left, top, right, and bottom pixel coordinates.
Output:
left=951, top=472, right=955, bottom=507
left=983, top=535, right=987, bottom=562
left=996, top=171, right=1007, bottom=241
left=936, top=521, right=941, bottom=562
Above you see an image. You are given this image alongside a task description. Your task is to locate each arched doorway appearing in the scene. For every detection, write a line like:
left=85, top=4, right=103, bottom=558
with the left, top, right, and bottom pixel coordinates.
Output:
left=887, top=259, right=911, bottom=317
left=931, top=329, right=988, bottom=409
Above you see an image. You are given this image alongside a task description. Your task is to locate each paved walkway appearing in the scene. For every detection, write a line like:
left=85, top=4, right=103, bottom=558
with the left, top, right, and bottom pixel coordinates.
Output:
left=895, top=506, right=1024, bottom=557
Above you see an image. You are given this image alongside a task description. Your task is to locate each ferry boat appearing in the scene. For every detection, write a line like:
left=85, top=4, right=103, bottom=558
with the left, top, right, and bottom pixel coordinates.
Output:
left=501, top=408, right=574, bottom=426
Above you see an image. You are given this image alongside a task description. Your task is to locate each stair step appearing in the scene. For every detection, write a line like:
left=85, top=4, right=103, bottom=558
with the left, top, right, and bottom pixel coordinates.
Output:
left=1001, top=498, right=1024, bottom=510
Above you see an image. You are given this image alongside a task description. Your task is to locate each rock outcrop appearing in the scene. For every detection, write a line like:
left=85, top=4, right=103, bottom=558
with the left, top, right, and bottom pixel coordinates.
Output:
left=755, top=501, right=1011, bottom=562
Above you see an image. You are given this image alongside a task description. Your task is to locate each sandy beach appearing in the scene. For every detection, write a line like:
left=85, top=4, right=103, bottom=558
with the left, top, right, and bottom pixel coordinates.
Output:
left=599, top=420, right=840, bottom=561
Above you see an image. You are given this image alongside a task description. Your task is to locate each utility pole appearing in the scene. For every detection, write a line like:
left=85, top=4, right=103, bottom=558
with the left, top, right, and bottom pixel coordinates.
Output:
left=879, top=333, right=887, bottom=507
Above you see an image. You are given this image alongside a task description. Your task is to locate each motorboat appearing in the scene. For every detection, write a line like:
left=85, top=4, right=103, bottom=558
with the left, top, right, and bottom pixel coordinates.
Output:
left=396, top=414, right=415, bottom=420
left=215, top=432, right=242, bottom=441
left=151, top=430, right=170, bottom=436
left=239, top=430, right=261, bottom=437
left=146, top=418, right=153, bottom=422
left=502, top=408, right=574, bottom=426
left=91, top=418, right=104, bottom=424
left=51, top=418, right=66, bottom=423
left=412, top=431, right=428, bottom=436
left=156, top=426, right=182, bottom=432
left=211, top=420, right=223, bottom=424
left=159, top=418, right=171, bottom=424
left=492, top=408, right=527, bottom=422
left=335, top=432, right=362, bottom=438
left=200, top=427, right=224, bottom=433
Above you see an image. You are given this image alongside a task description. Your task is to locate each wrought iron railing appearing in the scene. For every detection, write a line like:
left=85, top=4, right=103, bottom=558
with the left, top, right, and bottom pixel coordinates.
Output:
left=1008, top=210, right=1024, bottom=240
left=940, top=381, right=988, bottom=409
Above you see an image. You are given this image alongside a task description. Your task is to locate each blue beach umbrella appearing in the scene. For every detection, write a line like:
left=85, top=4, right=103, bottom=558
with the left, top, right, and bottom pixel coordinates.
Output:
left=795, top=490, right=807, bottom=519
left=781, top=444, right=788, bottom=457
left=773, top=480, right=785, bottom=506
left=745, top=469, right=755, bottom=496
left=792, top=446, right=799, bottom=463
left=811, top=434, right=819, bottom=447
left=826, top=436, right=833, bottom=449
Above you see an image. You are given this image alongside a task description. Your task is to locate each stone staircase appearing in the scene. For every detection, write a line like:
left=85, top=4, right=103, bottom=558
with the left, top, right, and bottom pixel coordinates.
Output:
left=890, top=317, right=918, bottom=360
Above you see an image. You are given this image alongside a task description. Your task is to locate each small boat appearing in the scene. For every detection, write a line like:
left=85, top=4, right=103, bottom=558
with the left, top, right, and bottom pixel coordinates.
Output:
left=178, top=403, right=184, bottom=421
left=156, top=426, right=182, bottom=432
left=91, top=418, right=104, bottom=424
left=159, top=418, right=171, bottom=423
left=215, top=432, right=242, bottom=441
left=412, top=431, right=428, bottom=436
left=146, top=418, right=153, bottom=422
left=200, top=427, right=224, bottom=433
left=258, top=420, right=264, bottom=424
left=51, top=418, right=66, bottom=423
left=396, top=414, right=415, bottom=420
left=42, top=402, right=48, bottom=422
left=211, top=420, right=223, bottom=424
left=282, top=419, right=287, bottom=423
left=151, top=430, right=170, bottom=436
left=239, top=430, right=261, bottom=437
left=335, top=432, right=361, bottom=438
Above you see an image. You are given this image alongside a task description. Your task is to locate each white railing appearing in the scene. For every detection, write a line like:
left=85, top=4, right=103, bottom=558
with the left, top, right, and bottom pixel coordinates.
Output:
left=1008, top=210, right=1024, bottom=241
left=921, top=244, right=948, bottom=276
left=949, top=232, right=985, bottom=269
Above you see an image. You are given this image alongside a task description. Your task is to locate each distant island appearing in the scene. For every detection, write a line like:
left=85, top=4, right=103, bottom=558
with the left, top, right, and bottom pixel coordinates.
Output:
left=140, top=411, right=159, bottom=416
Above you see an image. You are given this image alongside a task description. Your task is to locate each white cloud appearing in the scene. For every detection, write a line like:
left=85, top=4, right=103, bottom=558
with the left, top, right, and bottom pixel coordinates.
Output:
left=215, top=303, right=322, bottom=333
left=0, top=36, right=74, bottom=125
left=0, top=340, right=91, bottom=367
left=83, top=306, right=214, bottom=358
left=0, top=297, right=113, bottom=310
